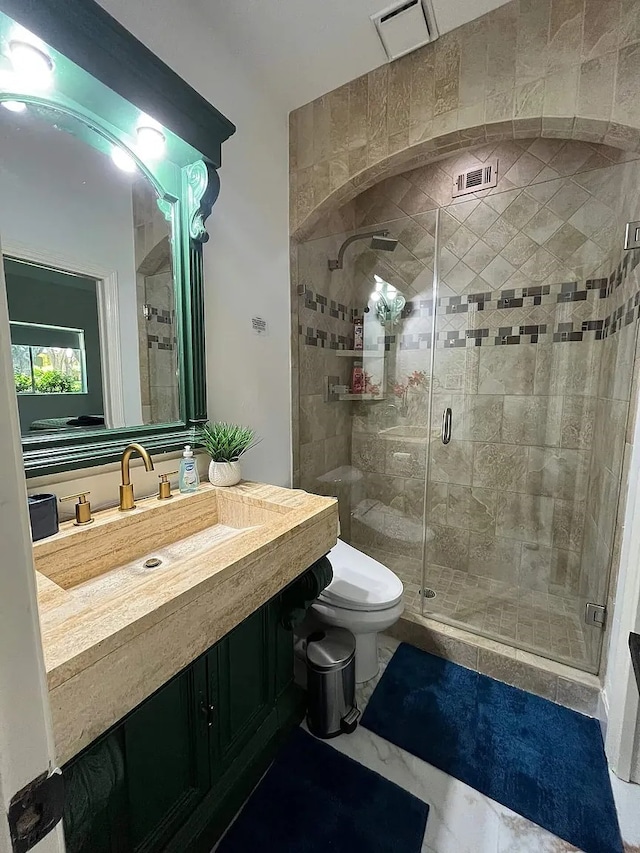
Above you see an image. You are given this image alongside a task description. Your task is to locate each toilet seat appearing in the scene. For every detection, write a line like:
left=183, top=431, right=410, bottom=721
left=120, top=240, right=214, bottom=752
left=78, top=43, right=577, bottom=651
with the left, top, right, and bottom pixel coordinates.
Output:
left=320, top=539, right=404, bottom=613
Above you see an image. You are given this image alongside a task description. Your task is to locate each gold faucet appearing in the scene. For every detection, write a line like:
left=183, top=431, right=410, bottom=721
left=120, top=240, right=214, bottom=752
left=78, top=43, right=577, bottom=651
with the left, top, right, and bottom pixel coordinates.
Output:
left=119, top=443, right=155, bottom=510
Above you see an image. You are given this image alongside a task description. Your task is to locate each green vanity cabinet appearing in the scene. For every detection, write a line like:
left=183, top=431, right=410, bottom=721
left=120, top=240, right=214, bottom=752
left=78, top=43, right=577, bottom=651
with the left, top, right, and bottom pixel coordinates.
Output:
left=62, top=593, right=304, bottom=853
left=124, top=659, right=210, bottom=852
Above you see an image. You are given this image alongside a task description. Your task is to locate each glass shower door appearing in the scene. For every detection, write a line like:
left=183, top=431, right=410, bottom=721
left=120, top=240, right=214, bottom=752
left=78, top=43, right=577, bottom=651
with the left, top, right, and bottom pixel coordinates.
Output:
left=421, top=166, right=636, bottom=674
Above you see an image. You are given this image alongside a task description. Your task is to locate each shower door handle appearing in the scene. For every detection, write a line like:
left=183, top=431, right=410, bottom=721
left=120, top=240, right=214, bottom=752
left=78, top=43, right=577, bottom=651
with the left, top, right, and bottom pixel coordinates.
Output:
left=441, top=408, right=452, bottom=445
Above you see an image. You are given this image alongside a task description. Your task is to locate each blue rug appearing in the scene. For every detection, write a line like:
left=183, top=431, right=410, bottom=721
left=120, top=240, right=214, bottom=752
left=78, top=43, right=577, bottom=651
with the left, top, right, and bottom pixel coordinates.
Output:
left=361, top=643, right=622, bottom=853
left=216, top=727, right=428, bottom=852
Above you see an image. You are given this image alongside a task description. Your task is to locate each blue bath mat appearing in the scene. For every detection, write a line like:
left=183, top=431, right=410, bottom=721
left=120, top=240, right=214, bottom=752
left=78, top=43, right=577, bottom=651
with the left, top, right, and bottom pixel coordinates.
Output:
left=362, top=643, right=621, bottom=853
left=216, top=727, right=428, bottom=852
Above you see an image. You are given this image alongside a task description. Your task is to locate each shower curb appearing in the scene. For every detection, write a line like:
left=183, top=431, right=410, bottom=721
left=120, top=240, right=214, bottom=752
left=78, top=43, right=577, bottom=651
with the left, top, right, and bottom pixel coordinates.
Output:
left=388, top=611, right=601, bottom=717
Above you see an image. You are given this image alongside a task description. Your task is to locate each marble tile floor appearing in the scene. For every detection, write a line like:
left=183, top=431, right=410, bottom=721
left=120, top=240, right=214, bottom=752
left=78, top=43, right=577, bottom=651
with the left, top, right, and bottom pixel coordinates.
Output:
left=317, top=635, right=640, bottom=853
left=215, top=635, right=640, bottom=852
left=397, top=563, right=589, bottom=670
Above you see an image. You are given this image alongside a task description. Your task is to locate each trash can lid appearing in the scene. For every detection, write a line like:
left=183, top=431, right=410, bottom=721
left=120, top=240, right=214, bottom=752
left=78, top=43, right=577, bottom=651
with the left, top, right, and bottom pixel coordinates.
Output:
left=306, top=627, right=356, bottom=671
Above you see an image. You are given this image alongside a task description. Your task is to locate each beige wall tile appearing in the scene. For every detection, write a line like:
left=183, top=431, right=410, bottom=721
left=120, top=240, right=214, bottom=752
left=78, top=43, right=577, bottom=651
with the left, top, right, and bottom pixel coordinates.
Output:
left=486, top=3, right=517, bottom=97
left=614, top=43, right=640, bottom=127
left=478, top=346, right=536, bottom=395
left=473, top=442, right=529, bottom=490
left=514, top=79, right=545, bottom=120
left=496, top=491, right=555, bottom=544
left=459, top=19, right=488, bottom=107
left=469, top=533, right=522, bottom=581
left=583, top=0, right=620, bottom=61
left=517, top=0, right=552, bottom=85
left=526, top=447, right=590, bottom=501
left=427, top=523, right=470, bottom=571
left=430, top=439, right=473, bottom=486
left=552, top=499, right=585, bottom=551
left=501, top=395, right=562, bottom=446
left=578, top=54, right=617, bottom=120
left=548, top=0, right=585, bottom=73
left=348, top=76, right=368, bottom=150
left=620, top=0, right=640, bottom=49
left=543, top=65, right=580, bottom=118
left=447, top=485, right=497, bottom=533
left=561, top=396, right=595, bottom=448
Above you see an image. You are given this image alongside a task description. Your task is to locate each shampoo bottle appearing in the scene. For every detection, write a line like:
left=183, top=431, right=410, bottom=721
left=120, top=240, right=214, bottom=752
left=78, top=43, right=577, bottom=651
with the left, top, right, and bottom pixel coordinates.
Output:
left=179, top=445, right=200, bottom=493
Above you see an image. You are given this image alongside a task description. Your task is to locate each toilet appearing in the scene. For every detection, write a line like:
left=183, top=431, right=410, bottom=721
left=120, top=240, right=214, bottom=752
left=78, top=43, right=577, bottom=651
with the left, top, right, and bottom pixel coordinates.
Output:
left=311, top=539, right=404, bottom=683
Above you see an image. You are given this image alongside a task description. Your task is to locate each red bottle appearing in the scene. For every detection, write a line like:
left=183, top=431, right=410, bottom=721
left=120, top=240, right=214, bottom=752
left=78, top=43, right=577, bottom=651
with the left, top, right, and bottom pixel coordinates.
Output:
left=351, top=362, right=364, bottom=394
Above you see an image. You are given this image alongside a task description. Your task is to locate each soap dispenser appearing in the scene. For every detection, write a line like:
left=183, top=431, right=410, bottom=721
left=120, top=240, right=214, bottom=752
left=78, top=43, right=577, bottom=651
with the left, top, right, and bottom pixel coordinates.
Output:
left=179, top=445, right=200, bottom=493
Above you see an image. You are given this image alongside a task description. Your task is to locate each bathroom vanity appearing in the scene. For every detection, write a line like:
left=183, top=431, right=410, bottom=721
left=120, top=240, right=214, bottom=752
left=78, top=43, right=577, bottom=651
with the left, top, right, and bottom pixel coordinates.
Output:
left=34, top=482, right=338, bottom=852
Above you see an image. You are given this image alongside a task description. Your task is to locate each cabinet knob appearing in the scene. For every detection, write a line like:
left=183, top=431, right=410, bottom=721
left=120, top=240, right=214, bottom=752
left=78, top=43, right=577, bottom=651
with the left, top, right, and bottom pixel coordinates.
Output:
left=200, top=700, right=215, bottom=727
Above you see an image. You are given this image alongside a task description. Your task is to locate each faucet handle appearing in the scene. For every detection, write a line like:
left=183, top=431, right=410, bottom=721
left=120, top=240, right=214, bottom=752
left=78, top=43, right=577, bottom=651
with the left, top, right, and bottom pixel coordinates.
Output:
left=60, top=491, right=93, bottom=526
left=157, top=471, right=178, bottom=501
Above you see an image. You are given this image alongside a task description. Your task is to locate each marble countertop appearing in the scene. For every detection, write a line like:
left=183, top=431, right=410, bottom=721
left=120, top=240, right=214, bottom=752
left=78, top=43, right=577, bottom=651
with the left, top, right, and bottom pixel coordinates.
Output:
left=34, top=481, right=338, bottom=762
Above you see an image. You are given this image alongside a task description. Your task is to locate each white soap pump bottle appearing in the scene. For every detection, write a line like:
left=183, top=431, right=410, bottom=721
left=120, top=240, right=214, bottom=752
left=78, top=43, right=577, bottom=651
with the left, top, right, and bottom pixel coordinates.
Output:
left=179, top=445, right=200, bottom=493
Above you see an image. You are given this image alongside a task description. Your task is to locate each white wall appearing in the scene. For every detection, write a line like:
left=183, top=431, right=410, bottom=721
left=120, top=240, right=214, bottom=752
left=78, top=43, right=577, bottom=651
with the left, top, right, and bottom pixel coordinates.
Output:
left=0, top=114, right=143, bottom=425
left=95, top=0, right=292, bottom=487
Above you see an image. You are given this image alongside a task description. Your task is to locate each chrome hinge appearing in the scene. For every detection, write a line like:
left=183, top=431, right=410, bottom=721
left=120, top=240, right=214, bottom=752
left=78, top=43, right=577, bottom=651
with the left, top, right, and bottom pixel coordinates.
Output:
left=625, top=221, right=640, bottom=250
left=8, top=769, right=64, bottom=853
left=585, top=602, right=606, bottom=628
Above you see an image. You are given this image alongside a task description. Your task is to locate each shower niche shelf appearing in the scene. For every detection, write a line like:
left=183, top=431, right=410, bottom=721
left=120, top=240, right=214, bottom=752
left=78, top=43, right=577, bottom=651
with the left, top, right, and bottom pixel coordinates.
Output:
left=335, top=350, right=385, bottom=358
left=338, top=392, right=386, bottom=401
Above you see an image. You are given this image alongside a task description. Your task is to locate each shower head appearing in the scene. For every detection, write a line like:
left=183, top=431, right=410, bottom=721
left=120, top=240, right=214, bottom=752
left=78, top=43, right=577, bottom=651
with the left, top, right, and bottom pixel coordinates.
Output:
left=328, top=229, right=397, bottom=270
left=370, top=234, right=398, bottom=252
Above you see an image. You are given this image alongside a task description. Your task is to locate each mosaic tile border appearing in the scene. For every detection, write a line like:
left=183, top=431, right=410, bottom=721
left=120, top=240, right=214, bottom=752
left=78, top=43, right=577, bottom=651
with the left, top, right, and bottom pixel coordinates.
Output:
left=299, top=248, right=640, bottom=349
left=147, top=334, right=176, bottom=351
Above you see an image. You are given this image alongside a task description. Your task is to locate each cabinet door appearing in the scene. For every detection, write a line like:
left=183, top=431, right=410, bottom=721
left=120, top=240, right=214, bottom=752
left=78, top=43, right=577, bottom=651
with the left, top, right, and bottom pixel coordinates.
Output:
left=124, top=658, right=210, bottom=852
left=209, top=604, right=275, bottom=774
left=62, top=729, right=130, bottom=853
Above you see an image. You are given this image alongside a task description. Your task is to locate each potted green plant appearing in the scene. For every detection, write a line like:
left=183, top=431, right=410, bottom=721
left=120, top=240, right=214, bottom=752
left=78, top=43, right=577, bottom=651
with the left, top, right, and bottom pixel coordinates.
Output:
left=199, top=421, right=258, bottom=486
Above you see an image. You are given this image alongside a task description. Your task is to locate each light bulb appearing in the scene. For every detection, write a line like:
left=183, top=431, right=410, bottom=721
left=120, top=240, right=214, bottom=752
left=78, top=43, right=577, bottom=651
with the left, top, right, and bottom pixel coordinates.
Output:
left=2, top=100, right=26, bottom=113
left=371, top=292, right=380, bottom=302
left=8, top=41, right=53, bottom=88
left=136, top=125, right=165, bottom=158
left=111, top=146, right=137, bottom=173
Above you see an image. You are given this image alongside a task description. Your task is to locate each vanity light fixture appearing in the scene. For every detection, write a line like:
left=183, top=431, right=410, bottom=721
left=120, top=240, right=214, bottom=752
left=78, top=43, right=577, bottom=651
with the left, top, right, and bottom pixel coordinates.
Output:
left=136, top=125, right=166, bottom=158
left=111, top=145, right=137, bottom=173
left=1, top=100, right=26, bottom=112
left=8, top=40, right=53, bottom=88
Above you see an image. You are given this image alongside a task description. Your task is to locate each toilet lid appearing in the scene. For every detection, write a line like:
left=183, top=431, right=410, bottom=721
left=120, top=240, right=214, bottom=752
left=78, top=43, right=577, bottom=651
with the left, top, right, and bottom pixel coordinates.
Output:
left=319, top=539, right=404, bottom=612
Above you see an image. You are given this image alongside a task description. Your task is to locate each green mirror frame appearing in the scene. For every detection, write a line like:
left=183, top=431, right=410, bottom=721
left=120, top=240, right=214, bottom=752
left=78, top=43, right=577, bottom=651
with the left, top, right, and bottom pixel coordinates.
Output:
left=0, top=0, right=235, bottom=477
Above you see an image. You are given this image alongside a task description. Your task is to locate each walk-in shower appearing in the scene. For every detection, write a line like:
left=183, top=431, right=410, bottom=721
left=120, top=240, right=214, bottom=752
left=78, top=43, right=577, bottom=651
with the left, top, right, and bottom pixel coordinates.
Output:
left=296, top=139, right=640, bottom=675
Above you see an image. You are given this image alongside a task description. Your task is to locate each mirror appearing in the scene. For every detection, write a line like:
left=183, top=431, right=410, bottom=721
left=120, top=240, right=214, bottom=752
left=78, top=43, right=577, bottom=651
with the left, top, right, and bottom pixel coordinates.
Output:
left=0, top=2, right=234, bottom=476
left=0, top=104, right=179, bottom=437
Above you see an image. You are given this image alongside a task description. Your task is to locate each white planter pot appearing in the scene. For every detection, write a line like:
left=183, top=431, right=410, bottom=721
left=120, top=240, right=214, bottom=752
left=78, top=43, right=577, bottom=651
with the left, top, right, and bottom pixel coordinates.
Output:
left=208, top=460, right=242, bottom=487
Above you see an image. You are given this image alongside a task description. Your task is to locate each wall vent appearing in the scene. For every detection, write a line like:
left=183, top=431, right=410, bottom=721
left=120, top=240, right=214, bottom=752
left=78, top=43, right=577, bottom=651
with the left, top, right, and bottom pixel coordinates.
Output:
left=453, top=159, right=499, bottom=198
left=371, top=0, right=438, bottom=62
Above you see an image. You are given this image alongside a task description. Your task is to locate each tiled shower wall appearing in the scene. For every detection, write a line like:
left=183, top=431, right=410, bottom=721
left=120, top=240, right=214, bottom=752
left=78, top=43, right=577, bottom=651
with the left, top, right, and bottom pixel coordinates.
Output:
left=296, top=138, right=640, bottom=671
left=132, top=179, right=178, bottom=425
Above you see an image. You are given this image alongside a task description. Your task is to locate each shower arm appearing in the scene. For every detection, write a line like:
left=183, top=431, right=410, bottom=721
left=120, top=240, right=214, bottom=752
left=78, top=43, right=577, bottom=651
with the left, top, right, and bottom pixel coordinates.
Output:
left=328, top=229, right=390, bottom=270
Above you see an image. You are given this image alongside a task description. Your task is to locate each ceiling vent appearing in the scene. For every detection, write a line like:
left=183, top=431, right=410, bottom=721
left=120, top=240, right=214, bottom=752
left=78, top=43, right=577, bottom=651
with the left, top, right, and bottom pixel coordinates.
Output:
left=371, top=0, right=438, bottom=62
left=453, top=159, right=499, bottom=198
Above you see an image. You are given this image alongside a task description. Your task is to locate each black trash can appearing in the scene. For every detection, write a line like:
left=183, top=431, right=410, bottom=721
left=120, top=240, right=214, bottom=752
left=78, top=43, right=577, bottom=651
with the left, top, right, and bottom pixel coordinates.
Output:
left=305, top=627, right=360, bottom=739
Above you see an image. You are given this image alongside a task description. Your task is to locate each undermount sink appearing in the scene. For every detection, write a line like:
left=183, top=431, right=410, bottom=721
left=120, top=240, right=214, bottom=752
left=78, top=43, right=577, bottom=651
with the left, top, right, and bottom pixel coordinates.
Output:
left=34, top=486, right=282, bottom=592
